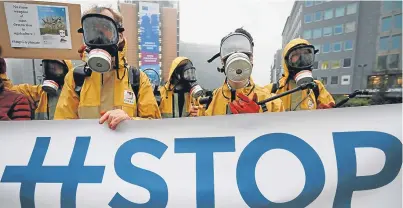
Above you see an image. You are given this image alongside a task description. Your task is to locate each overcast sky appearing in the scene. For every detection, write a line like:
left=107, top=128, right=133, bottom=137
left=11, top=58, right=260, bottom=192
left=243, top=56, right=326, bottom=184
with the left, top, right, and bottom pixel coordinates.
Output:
left=46, top=0, right=294, bottom=85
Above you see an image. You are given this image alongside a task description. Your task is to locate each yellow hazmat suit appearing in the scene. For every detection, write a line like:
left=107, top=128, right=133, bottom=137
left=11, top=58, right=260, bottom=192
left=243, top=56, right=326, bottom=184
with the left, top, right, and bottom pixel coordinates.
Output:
left=265, top=38, right=335, bottom=111
left=54, top=42, right=161, bottom=120
left=159, top=57, right=194, bottom=118
left=203, top=79, right=284, bottom=116
left=0, top=60, right=73, bottom=120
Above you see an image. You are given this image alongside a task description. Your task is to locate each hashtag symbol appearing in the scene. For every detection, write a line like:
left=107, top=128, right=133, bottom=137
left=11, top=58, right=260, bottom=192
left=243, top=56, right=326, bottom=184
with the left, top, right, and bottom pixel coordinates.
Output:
left=1, top=137, right=105, bottom=208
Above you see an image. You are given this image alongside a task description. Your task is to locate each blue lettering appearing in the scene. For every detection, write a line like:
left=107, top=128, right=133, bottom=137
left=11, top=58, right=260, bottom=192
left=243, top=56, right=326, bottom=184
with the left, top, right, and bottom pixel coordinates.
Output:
left=237, top=133, right=325, bottom=207
left=1, top=137, right=105, bottom=208
left=333, top=131, right=402, bottom=207
left=175, top=137, right=235, bottom=208
left=109, top=138, right=168, bottom=208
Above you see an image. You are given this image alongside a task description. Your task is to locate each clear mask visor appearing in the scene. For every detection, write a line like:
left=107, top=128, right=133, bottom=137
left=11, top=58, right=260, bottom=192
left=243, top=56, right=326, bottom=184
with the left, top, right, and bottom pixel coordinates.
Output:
left=220, top=33, right=253, bottom=60
left=82, top=16, right=118, bottom=46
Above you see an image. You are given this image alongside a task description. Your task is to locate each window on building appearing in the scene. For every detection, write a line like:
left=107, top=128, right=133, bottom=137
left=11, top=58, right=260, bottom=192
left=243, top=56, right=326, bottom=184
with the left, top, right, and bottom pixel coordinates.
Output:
left=313, top=44, right=321, bottom=53
left=383, top=1, right=395, bottom=13
left=321, top=61, right=329, bottom=69
left=344, top=40, right=353, bottom=50
left=397, top=1, right=403, bottom=10
left=392, top=35, right=401, bottom=50
left=388, top=54, right=400, bottom=69
left=341, top=75, right=351, bottom=85
left=305, top=0, right=313, bottom=7
left=377, top=55, right=387, bottom=70
left=388, top=75, right=403, bottom=88
left=333, top=42, right=342, bottom=52
left=343, top=58, right=352, bottom=67
left=331, top=60, right=341, bottom=69
left=345, top=21, right=356, bottom=33
left=315, top=1, right=323, bottom=5
left=315, top=11, right=323, bottom=22
left=331, top=76, right=339, bottom=84
left=304, top=14, right=313, bottom=23
left=321, top=77, right=328, bottom=85
left=382, top=16, right=392, bottom=32
left=334, top=24, right=343, bottom=35
left=335, top=6, right=345, bottom=17
left=313, top=28, right=322, bottom=39
left=303, top=30, right=312, bottom=39
left=379, top=36, right=390, bottom=51
left=347, top=3, right=358, bottom=15
left=323, top=26, right=332, bottom=36
left=368, top=75, right=383, bottom=89
left=324, top=9, right=333, bottom=20
left=313, top=61, right=319, bottom=70
left=323, top=43, right=331, bottom=53
left=395, top=14, right=402, bottom=29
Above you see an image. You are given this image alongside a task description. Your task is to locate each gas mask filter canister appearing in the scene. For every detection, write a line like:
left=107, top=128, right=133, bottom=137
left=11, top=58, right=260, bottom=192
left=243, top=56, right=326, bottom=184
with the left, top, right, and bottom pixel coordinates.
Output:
left=87, top=49, right=112, bottom=73
left=225, top=52, right=253, bottom=88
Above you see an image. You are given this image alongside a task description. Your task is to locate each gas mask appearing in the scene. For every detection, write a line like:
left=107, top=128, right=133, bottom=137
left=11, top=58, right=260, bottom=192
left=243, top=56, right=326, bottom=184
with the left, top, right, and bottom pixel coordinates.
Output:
left=41, top=59, right=68, bottom=95
left=208, top=32, right=253, bottom=89
left=78, top=13, right=124, bottom=73
left=171, top=61, right=204, bottom=99
left=285, top=44, right=317, bottom=86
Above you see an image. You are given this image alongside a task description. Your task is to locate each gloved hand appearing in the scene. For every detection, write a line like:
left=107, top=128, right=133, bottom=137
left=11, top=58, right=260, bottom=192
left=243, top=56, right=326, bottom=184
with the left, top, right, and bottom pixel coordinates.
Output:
left=229, top=93, right=260, bottom=114
left=78, top=45, right=87, bottom=59
left=317, top=102, right=335, bottom=109
left=0, top=58, right=6, bottom=74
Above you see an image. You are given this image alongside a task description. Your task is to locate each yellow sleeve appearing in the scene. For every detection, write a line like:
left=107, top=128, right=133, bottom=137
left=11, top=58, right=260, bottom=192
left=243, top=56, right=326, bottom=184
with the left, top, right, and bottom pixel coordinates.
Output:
left=1, top=73, right=42, bottom=102
left=315, top=80, right=335, bottom=106
left=268, top=93, right=285, bottom=112
left=264, top=83, right=275, bottom=94
left=136, top=71, right=162, bottom=119
left=54, top=71, right=80, bottom=120
left=0, top=73, right=13, bottom=89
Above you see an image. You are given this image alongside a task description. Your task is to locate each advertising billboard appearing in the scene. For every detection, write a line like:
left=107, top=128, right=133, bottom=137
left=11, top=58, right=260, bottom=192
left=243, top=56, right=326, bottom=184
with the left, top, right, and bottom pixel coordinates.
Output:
left=138, top=2, right=160, bottom=84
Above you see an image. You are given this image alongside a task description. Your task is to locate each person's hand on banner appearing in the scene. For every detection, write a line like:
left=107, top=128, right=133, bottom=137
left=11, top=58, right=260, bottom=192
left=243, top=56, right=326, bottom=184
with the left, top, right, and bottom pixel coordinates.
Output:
left=317, top=102, right=335, bottom=109
left=189, top=105, right=200, bottom=117
left=229, top=93, right=260, bottom=114
left=99, top=109, right=132, bottom=130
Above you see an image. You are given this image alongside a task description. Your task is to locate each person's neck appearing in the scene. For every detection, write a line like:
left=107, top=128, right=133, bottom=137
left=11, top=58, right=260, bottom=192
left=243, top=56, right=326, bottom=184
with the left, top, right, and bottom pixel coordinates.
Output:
left=227, top=79, right=249, bottom=91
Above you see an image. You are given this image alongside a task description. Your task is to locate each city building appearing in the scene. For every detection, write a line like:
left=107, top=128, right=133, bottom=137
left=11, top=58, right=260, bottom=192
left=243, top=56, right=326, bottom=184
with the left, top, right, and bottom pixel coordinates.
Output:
left=120, top=1, right=180, bottom=83
left=279, top=0, right=402, bottom=97
left=270, top=49, right=283, bottom=83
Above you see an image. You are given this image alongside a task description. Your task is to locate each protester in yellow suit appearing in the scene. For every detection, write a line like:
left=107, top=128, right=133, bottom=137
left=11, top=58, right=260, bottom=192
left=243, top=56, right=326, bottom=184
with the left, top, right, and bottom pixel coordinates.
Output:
left=0, top=58, right=72, bottom=120
left=54, top=6, right=161, bottom=130
left=265, top=38, right=335, bottom=111
left=159, top=57, right=204, bottom=118
left=198, top=28, right=284, bottom=116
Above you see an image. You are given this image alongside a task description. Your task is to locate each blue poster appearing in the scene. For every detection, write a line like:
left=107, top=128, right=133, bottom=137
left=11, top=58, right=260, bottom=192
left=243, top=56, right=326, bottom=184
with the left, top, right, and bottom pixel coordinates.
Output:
left=139, top=2, right=160, bottom=72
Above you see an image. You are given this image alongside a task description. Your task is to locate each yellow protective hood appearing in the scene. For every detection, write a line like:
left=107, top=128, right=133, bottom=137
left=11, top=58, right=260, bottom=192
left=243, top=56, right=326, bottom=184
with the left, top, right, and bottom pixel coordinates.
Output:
left=281, top=38, right=311, bottom=85
left=165, top=56, right=192, bottom=89
left=63, top=60, right=73, bottom=71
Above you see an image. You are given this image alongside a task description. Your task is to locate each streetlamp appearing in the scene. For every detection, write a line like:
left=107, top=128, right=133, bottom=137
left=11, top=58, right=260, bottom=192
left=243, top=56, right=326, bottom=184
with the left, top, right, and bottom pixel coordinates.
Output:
left=358, top=64, right=367, bottom=90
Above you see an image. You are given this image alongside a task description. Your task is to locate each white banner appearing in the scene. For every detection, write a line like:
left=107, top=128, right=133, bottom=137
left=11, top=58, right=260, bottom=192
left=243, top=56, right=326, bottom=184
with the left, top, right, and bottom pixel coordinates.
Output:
left=0, top=104, right=401, bottom=208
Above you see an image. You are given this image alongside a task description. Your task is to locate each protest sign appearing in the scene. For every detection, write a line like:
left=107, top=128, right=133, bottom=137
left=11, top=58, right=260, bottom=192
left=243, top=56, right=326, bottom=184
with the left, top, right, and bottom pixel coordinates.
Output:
left=0, top=1, right=82, bottom=60
left=0, top=104, right=401, bottom=207
left=4, top=2, right=72, bottom=49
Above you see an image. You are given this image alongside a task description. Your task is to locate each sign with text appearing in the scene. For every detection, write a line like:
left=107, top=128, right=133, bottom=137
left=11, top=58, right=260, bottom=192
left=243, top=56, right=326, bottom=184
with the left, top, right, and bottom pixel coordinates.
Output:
left=0, top=104, right=401, bottom=207
left=139, top=2, right=160, bottom=75
left=4, top=2, right=72, bottom=49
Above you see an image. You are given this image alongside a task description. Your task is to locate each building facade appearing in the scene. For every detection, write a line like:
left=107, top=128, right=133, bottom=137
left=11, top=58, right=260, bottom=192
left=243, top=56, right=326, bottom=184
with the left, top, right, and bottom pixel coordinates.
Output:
left=270, top=49, right=283, bottom=83
left=120, top=1, right=180, bottom=83
left=280, top=0, right=402, bottom=96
